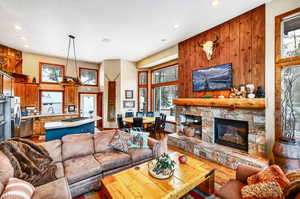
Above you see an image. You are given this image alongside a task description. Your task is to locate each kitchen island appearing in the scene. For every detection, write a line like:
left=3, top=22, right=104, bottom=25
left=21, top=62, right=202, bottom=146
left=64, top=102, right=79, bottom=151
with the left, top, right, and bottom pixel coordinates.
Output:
left=44, top=116, right=102, bottom=141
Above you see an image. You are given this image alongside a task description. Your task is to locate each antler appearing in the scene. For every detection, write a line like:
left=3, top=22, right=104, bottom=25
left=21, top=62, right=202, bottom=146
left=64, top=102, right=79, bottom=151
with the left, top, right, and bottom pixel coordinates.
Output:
left=198, top=41, right=204, bottom=48
left=213, top=34, right=219, bottom=44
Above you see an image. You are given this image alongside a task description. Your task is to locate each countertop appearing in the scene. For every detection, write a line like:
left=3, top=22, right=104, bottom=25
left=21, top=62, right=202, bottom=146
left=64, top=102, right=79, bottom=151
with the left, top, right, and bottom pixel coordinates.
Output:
left=21, top=113, right=79, bottom=119
left=44, top=116, right=102, bottom=130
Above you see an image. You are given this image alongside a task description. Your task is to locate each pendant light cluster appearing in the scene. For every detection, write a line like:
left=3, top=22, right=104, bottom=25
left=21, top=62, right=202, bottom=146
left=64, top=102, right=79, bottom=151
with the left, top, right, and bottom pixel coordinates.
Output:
left=60, top=35, right=81, bottom=87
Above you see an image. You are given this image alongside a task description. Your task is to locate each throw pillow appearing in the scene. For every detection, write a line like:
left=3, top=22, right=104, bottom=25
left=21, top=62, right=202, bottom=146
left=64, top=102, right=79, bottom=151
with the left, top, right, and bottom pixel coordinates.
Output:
left=284, top=170, right=300, bottom=199
left=130, top=131, right=149, bottom=149
left=247, top=165, right=290, bottom=191
left=110, top=131, right=132, bottom=153
left=241, top=181, right=284, bottom=199
left=0, top=178, right=35, bottom=199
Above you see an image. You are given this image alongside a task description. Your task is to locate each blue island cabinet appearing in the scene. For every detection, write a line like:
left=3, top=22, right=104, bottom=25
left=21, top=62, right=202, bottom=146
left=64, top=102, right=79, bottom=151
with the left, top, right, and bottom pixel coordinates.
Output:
left=46, top=122, right=95, bottom=141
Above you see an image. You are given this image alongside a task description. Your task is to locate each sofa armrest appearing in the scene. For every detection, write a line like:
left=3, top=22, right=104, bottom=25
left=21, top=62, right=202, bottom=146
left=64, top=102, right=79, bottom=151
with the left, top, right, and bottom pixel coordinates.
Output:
left=147, top=137, right=160, bottom=158
left=236, top=164, right=261, bottom=184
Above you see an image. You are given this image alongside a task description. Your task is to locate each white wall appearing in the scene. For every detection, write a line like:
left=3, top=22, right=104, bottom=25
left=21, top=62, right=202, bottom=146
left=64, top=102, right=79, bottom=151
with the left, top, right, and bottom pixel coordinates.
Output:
left=265, top=0, right=300, bottom=157
left=120, top=60, right=138, bottom=115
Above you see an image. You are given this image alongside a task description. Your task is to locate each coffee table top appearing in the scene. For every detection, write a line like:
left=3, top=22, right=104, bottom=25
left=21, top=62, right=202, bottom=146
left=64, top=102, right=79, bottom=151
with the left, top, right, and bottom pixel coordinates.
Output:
left=101, top=152, right=213, bottom=199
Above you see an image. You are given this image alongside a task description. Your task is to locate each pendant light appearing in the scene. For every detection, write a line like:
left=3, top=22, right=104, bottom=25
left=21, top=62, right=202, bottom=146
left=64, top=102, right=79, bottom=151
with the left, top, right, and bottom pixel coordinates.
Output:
left=61, top=35, right=81, bottom=86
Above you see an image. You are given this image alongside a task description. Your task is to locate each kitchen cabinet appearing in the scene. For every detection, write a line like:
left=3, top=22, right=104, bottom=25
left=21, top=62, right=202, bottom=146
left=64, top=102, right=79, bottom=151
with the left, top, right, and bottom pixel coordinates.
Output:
left=0, top=44, right=22, bottom=74
left=64, top=86, right=78, bottom=106
left=14, top=83, right=39, bottom=107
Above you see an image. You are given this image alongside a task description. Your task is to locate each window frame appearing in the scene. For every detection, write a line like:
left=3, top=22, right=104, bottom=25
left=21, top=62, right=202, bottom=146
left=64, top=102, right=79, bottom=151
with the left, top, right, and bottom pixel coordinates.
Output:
left=79, top=67, right=99, bottom=87
left=39, top=90, right=65, bottom=114
left=275, top=8, right=300, bottom=64
left=39, top=62, right=65, bottom=84
left=275, top=7, right=300, bottom=140
left=137, top=71, right=148, bottom=112
left=150, top=64, right=179, bottom=118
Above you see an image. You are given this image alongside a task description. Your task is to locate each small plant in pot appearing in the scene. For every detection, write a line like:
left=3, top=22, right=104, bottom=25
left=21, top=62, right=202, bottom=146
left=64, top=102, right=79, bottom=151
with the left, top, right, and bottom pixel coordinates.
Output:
left=148, top=153, right=176, bottom=179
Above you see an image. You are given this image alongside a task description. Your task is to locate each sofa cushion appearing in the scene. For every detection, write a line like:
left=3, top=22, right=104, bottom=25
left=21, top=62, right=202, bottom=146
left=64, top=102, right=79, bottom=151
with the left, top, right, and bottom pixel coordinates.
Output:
left=39, top=140, right=62, bottom=163
left=247, top=165, right=290, bottom=191
left=215, top=179, right=245, bottom=199
left=1, top=178, right=35, bottom=199
left=94, top=152, right=131, bottom=171
left=63, top=155, right=101, bottom=184
left=94, top=130, right=115, bottom=153
left=32, top=178, right=71, bottom=199
left=128, top=148, right=153, bottom=162
left=55, top=162, right=64, bottom=179
left=62, top=133, right=94, bottom=161
left=0, top=151, right=14, bottom=186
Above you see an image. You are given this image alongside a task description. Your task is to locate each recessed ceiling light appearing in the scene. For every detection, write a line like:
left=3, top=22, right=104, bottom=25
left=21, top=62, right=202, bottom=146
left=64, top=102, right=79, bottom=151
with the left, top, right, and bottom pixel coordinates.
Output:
left=211, top=0, right=219, bottom=7
left=101, top=38, right=110, bottom=43
left=173, top=24, right=180, bottom=29
left=14, top=25, right=22, bottom=31
left=24, top=45, right=29, bottom=48
left=21, top=36, right=27, bottom=41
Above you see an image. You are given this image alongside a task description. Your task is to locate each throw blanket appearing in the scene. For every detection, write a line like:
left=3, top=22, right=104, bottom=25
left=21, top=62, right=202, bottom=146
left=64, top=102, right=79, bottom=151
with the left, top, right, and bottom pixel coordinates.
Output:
left=0, top=138, right=57, bottom=186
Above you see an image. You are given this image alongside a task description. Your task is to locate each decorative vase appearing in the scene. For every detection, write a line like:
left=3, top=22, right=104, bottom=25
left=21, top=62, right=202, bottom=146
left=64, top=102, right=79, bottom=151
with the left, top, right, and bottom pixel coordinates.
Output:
left=273, top=138, right=300, bottom=173
left=256, top=86, right=265, bottom=98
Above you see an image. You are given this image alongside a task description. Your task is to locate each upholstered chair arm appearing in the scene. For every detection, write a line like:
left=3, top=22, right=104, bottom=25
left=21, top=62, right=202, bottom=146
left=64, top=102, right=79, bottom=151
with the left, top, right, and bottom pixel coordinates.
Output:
left=236, top=164, right=261, bottom=184
left=147, top=137, right=160, bottom=158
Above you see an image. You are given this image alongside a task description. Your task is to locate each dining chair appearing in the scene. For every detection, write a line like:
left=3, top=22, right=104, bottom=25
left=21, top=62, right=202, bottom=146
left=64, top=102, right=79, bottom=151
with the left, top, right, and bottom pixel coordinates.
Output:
left=132, top=117, right=144, bottom=132
left=136, top=112, right=144, bottom=117
left=117, top=114, right=130, bottom=132
left=146, top=112, right=154, bottom=117
left=125, top=112, right=134, bottom=118
left=153, top=117, right=163, bottom=138
left=160, top=113, right=167, bottom=131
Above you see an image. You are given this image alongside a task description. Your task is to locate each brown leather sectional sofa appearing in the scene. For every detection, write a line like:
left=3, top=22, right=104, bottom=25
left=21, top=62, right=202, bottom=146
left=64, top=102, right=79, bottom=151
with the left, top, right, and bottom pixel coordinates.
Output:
left=0, top=130, right=160, bottom=199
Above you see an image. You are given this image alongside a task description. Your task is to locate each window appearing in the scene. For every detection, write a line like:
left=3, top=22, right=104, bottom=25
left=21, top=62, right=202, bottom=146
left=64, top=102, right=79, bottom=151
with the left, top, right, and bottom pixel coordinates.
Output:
left=281, top=12, right=300, bottom=59
left=40, top=63, right=64, bottom=83
left=152, top=66, right=178, bottom=84
left=139, top=72, right=147, bottom=85
left=138, top=71, right=148, bottom=112
left=151, top=65, right=178, bottom=121
left=40, top=91, right=63, bottom=114
left=80, top=68, right=98, bottom=86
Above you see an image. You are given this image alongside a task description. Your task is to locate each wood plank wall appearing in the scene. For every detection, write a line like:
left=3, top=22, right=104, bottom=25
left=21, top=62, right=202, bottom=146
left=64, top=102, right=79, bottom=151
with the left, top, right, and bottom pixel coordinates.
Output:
left=178, top=5, right=265, bottom=98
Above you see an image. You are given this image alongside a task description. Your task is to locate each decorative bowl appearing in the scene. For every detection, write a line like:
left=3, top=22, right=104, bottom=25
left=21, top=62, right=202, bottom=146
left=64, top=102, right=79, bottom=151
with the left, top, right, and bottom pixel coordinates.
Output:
left=147, top=159, right=175, bottom=179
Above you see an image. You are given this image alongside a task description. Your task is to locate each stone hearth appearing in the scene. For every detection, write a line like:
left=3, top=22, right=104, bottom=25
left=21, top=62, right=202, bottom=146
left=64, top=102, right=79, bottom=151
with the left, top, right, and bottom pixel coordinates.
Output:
left=168, top=105, right=268, bottom=169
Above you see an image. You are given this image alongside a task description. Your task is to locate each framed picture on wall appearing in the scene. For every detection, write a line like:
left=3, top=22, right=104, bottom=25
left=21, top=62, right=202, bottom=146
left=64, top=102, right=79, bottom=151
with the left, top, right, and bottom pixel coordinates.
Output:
left=125, top=90, right=133, bottom=99
left=123, top=100, right=135, bottom=108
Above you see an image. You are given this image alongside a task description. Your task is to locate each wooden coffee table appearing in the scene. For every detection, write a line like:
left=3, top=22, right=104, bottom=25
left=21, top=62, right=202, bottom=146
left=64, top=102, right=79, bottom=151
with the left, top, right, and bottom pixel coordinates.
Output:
left=101, top=152, right=215, bottom=199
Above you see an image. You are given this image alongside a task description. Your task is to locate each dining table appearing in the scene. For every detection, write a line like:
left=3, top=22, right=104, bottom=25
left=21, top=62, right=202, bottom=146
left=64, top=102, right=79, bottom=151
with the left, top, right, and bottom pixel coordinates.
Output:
left=123, top=116, right=155, bottom=129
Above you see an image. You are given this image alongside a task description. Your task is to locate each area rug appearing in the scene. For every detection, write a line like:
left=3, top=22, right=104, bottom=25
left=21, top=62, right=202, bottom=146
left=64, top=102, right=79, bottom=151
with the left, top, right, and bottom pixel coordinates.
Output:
left=73, top=188, right=215, bottom=199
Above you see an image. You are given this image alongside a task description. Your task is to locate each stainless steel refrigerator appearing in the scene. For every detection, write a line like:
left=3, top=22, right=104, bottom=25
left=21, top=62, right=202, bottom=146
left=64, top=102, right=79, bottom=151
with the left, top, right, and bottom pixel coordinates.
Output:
left=10, top=96, right=21, bottom=137
left=0, top=96, right=12, bottom=141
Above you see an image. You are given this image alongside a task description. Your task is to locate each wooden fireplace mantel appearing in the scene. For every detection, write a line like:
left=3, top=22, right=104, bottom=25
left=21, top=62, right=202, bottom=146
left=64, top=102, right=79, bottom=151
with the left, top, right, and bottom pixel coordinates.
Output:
left=173, top=98, right=266, bottom=109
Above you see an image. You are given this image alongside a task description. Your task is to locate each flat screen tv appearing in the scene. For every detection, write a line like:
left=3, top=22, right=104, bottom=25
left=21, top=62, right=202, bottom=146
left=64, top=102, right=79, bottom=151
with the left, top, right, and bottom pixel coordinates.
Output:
left=192, top=63, right=232, bottom=91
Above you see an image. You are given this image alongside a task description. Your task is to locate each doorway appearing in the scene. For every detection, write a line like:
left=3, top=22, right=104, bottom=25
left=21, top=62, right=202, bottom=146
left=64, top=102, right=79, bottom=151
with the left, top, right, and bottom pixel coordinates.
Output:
left=79, top=92, right=103, bottom=128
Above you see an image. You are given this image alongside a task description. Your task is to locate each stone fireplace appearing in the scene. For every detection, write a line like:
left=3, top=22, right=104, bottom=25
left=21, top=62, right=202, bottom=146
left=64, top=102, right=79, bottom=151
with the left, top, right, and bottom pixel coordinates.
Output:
left=214, top=118, right=248, bottom=151
left=168, top=98, right=269, bottom=169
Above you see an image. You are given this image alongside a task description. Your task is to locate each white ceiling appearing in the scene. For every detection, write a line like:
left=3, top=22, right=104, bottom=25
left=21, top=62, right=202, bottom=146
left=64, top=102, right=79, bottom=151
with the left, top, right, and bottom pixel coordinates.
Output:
left=0, top=0, right=271, bottom=63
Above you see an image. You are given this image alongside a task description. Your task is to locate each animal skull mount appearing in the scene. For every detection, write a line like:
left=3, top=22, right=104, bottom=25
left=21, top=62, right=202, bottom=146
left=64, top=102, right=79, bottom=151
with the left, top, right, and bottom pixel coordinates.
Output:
left=198, top=35, right=219, bottom=60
